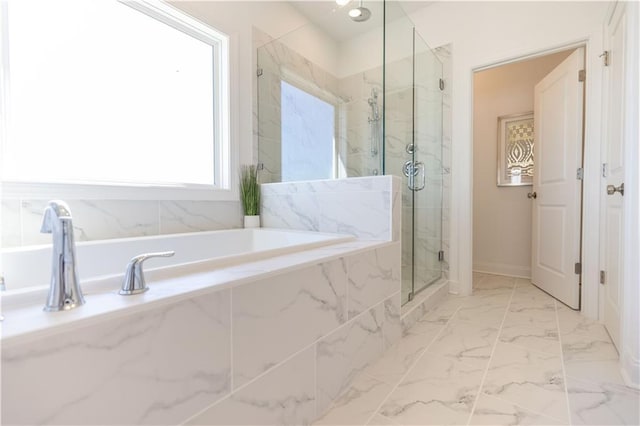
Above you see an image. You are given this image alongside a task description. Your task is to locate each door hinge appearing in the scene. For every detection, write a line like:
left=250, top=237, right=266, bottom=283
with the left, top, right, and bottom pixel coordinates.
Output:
left=599, top=51, right=610, bottom=67
left=600, top=270, right=606, bottom=285
left=438, top=250, right=445, bottom=262
left=575, top=262, right=582, bottom=275
left=577, top=167, right=584, bottom=180
left=439, top=78, right=445, bottom=91
left=578, top=69, right=586, bottom=82
left=257, top=68, right=263, bottom=77
left=602, top=163, right=608, bottom=178
left=256, top=163, right=264, bottom=171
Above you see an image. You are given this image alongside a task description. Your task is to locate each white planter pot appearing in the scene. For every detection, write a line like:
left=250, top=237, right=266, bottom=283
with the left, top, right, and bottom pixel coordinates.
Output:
left=243, top=215, right=261, bottom=228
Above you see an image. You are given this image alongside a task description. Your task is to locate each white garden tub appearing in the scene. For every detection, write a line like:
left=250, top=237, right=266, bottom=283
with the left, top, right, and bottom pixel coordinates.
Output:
left=1, top=228, right=358, bottom=342
left=2, top=228, right=354, bottom=294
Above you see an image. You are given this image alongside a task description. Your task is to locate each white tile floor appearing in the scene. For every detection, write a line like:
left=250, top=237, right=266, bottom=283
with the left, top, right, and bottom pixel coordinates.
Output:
left=315, top=273, right=640, bottom=425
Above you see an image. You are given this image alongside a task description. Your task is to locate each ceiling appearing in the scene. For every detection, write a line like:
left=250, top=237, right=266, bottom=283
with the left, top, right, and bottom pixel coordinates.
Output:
left=287, top=1, right=433, bottom=42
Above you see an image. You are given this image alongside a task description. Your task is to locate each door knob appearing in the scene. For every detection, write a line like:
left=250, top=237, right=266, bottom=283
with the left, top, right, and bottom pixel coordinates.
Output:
left=607, top=183, right=624, bottom=196
left=527, top=191, right=537, bottom=199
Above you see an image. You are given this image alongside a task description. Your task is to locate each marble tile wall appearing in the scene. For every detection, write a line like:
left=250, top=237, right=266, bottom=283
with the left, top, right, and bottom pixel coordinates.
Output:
left=2, top=290, right=233, bottom=425
left=261, top=175, right=400, bottom=242
left=1, top=199, right=242, bottom=248
left=185, top=246, right=400, bottom=425
left=2, top=241, right=401, bottom=426
left=254, top=27, right=385, bottom=182
left=256, top=33, right=342, bottom=184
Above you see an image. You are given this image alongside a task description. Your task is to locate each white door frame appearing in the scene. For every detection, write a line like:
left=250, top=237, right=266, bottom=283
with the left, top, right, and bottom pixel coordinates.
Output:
left=469, top=36, right=603, bottom=320
left=464, top=4, right=639, bottom=388
left=610, top=0, right=640, bottom=389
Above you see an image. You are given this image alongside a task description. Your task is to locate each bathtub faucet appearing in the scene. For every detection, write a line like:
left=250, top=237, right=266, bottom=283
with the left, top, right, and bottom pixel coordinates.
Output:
left=41, top=200, right=85, bottom=312
left=119, top=251, right=175, bottom=295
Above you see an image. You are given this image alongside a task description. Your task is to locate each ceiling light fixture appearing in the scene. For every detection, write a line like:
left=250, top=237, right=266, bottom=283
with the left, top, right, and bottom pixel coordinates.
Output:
left=335, top=0, right=351, bottom=6
left=348, top=0, right=371, bottom=22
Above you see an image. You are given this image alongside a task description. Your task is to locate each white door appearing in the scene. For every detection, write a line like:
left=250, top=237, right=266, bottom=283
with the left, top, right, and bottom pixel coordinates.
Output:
left=531, top=48, right=585, bottom=309
left=601, top=3, right=627, bottom=349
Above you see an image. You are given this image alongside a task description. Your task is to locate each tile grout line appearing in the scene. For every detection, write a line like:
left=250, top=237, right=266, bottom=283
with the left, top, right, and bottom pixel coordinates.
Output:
left=484, top=392, right=570, bottom=424
left=362, top=304, right=465, bottom=426
left=184, top=286, right=393, bottom=424
left=466, top=279, right=517, bottom=426
left=554, top=298, right=574, bottom=426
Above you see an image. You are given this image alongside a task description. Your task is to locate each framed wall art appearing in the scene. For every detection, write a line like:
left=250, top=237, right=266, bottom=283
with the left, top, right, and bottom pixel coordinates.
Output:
left=497, top=112, right=534, bottom=186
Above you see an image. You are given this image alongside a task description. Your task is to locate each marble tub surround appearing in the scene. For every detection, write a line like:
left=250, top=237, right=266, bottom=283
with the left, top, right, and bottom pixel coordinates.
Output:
left=2, top=290, right=233, bottom=425
left=314, top=273, right=640, bottom=425
left=1, top=237, right=377, bottom=344
left=2, top=237, right=401, bottom=425
left=184, top=247, right=401, bottom=425
left=261, top=175, right=400, bottom=242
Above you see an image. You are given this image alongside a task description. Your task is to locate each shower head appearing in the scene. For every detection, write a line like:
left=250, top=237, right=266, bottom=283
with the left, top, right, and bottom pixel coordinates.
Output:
left=349, top=1, right=371, bottom=22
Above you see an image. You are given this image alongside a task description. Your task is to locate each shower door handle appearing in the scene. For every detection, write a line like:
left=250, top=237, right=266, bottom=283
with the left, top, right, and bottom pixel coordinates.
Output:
left=403, top=160, right=425, bottom=191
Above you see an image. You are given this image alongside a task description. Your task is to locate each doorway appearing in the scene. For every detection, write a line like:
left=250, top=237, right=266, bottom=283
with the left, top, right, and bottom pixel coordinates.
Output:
left=472, top=48, right=584, bottom=308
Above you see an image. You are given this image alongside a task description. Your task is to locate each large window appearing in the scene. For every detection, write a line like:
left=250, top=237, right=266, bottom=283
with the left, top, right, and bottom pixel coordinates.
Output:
left=281, top=81, right=335, bottom=181
left=0, top=0, right=230, bottom=193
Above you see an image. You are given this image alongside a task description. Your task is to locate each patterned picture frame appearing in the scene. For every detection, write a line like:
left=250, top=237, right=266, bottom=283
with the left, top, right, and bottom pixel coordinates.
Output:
left=497, top=112, right=534, bottom=186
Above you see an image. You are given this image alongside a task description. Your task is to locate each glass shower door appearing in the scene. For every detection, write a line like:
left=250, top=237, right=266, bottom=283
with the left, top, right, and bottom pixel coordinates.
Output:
left=384, top=1, right=444, bottom=305
left=411, top=32, right=444, bottom=298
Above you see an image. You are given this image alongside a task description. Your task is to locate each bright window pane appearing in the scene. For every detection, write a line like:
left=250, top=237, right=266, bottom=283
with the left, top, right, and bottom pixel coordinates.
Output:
left=3, top=0, right=215, bottom=185
left=281, top=81, right=334, bottom=181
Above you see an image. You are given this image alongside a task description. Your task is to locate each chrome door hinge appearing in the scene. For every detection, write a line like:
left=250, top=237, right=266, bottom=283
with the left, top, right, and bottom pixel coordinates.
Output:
left=599, top=51, right=610, bottom=66
left=439, top=78, right=445, bottom=91
left=575, top=262, right=582, bottom=275
left=438, top=250, right=445, bottom=262
left=256, top=163, right=264, bottom=171
left=257, top=68, right=263, bottom=77
left=577, top=167, right=584, bottom=180
left=602, top=163, right=608, bottom=178
left=578, top=69, right=586, bottom=82
left=600, top=270, right=606, bottom=285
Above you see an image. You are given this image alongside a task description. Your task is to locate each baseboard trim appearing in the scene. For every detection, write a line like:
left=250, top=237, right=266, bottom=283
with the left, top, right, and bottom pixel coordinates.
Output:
left=621, top=349, right=640, bottom=390
left=473, top=262, right=531, bottom=279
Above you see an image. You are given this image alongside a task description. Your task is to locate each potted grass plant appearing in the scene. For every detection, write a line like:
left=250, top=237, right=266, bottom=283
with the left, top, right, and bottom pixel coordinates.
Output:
left=240, top=164, right=261, bottom=228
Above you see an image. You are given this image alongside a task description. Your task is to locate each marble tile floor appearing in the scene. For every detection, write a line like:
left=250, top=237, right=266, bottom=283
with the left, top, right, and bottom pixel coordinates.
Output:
left=314, top=273, right=639, bottom=426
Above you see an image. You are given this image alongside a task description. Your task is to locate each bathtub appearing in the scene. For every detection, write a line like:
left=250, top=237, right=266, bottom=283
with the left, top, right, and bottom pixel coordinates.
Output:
left=2, top=228, right=354, bottom=293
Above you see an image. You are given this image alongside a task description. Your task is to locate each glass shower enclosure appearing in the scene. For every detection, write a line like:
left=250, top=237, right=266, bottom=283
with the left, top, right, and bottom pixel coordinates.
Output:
left=384, top=2, right=444, bottom=304
left=256, top=0, right=444, bottom=306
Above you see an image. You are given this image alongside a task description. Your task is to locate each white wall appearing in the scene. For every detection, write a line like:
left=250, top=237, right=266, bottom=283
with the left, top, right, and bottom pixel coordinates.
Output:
left=407, top=1, right=610, bottom=295
left=473, top=50, right=572, bottom=278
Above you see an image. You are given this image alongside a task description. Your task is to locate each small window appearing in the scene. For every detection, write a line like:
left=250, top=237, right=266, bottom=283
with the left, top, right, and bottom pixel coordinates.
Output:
left=280, top=81, right=335, bottom=181
left=1, top=0, right=230, bottom=191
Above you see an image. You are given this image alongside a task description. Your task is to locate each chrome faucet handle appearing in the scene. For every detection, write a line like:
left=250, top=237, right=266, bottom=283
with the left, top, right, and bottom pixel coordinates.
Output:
left=119, top=251, right=175, bottom=295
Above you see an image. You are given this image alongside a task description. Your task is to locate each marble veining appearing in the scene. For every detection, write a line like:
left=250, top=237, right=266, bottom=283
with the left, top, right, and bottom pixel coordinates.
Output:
left=261, top=176, right=398, bottom=243
left=317, top=274, right=638, bottom=426
left=347, top=246, right=399, bottom=319
left=566, top=376, right=640, bottom=425
left=187, top=347, right=316, bottom=426
left=2, top=291, right=232, bottom=425
left=379, top=352, right=485, bottom=425
left=232, top=259, right=348, bottom=388
left=316, top=305, right=384, bottom=416
left=4, top=199, right=241, bottom=248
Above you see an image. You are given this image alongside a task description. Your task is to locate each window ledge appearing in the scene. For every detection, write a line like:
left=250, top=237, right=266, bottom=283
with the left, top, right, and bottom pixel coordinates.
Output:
left=1, top=181, right=238, bottom=201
